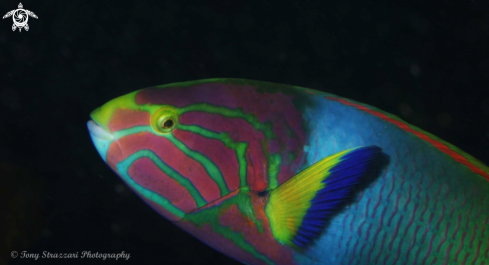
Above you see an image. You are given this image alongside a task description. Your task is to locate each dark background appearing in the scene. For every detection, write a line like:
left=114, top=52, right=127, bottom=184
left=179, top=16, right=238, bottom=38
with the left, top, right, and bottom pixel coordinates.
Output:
left=2, top=1, right=489, bottom=264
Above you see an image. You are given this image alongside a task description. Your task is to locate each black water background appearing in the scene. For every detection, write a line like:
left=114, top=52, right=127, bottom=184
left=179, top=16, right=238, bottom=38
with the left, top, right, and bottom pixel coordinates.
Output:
left=1, top=1, right=489, bottom=264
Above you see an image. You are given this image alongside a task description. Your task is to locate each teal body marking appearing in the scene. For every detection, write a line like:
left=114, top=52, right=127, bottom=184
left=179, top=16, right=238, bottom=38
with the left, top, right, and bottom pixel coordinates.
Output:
left=117, top=150, right=187, bottom=217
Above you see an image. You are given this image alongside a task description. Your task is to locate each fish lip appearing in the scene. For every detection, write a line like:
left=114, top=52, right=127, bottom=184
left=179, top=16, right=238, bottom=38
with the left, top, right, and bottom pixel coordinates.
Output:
left=87, top=120, right=114, bottom=141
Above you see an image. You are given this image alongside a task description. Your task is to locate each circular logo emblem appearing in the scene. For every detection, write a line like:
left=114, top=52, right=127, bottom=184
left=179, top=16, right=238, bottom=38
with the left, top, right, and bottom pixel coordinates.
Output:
left=13, top=9, right=28, bottom=27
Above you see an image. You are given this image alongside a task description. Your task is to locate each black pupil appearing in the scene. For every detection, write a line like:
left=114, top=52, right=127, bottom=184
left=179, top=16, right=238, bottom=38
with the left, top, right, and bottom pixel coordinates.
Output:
left=163, top=119, right=174, bottom=129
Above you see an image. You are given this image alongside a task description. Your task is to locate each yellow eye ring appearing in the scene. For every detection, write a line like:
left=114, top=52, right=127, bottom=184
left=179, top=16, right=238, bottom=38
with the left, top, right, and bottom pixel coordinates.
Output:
left=151, top=107, right=178, bottom=133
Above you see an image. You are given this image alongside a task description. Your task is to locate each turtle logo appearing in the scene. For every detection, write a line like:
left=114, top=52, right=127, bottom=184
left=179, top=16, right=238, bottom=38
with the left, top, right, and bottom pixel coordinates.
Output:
left=3, top=3, right=38, bottom=32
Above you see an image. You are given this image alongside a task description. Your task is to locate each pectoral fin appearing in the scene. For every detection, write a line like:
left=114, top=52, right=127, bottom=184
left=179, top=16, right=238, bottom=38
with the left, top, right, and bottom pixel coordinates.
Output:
left=265, top=146, right=381, bottom=248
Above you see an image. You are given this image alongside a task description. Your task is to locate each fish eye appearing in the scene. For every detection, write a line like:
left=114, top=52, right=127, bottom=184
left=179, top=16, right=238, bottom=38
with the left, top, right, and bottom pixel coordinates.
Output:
left=151, top=107, right=178, bottom=134
left=162, top=118, right=174, bottom=129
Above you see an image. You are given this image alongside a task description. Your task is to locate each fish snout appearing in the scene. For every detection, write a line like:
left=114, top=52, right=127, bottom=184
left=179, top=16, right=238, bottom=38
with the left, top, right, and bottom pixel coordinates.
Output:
left=87, top=120, right=114, bottom=141
left=87, top=120, right=114, bottom=163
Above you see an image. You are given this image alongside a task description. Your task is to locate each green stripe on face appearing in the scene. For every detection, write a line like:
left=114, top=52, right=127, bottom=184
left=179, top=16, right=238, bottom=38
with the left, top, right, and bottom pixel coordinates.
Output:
left=268, top=154, right=282, bottom=189
left=114, top=125, right=230, bottom=197
left=121, top=149, right=207, bottom=207
left=117, top=151, right=187, bottom=218
left=113, top=126, right=149, bottom=139
left=178, top=103, right=275, bottom=139
left=164, top=134, right=230, bottom=196
left=178, top=124, right=249, bottom=188
left=177, top=104, right=285, bottom=190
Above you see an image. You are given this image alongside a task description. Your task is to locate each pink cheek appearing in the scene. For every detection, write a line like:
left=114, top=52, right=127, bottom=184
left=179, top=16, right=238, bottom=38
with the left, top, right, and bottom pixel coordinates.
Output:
left=108, top=109, right=150, bottom=132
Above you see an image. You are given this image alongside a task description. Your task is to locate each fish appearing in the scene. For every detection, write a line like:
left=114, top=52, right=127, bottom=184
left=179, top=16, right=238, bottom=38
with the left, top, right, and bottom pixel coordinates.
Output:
left=87, top=79, right=489, bottom=265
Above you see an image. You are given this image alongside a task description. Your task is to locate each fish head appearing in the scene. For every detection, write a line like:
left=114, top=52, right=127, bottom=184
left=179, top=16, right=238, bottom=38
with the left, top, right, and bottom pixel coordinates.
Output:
left=86, top=80, right=305, bottom=222
left=87, top=87, right=216, bottom=222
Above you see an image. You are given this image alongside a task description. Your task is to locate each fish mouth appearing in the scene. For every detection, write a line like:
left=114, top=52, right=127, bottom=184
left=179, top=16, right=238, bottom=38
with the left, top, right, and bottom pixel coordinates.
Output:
left=87, top=120, right=114, bottom=141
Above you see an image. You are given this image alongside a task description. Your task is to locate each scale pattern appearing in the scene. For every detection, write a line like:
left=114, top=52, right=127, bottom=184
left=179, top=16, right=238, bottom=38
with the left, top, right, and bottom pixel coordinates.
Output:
left=298, top=94, right=489, bottom=265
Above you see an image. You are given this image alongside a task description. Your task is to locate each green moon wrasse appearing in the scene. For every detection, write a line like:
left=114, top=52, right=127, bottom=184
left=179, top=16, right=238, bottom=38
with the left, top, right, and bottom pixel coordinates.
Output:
left=87, top=79, right=489, bottom=265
